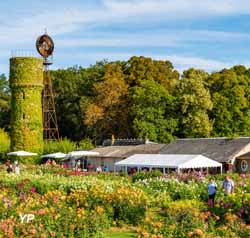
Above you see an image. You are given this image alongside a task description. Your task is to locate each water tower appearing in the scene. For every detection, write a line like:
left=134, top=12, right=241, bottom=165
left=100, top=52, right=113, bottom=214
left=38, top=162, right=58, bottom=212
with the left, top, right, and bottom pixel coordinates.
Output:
left=36, top=32, right=59, bottom=140
left=9, top=56, right=44, bottom=152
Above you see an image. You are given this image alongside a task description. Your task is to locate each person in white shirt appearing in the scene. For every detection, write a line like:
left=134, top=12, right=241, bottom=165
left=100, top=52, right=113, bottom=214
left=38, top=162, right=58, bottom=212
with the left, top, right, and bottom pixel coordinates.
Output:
left=15, top=164, right=20, bottom=175
left=222, top=176, right=234, bottom=195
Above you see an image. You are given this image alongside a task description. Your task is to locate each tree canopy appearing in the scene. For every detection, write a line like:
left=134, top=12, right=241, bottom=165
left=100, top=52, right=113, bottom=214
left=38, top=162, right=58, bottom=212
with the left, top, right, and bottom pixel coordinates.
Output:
left=0, top=74, right=10, bottom=130
left=2, top=57, right=250, bottom=144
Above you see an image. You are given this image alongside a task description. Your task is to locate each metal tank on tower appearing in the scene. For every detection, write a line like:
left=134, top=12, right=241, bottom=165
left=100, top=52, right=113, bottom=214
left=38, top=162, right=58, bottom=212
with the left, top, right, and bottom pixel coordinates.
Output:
left=36, top=32, right=59, bottom=141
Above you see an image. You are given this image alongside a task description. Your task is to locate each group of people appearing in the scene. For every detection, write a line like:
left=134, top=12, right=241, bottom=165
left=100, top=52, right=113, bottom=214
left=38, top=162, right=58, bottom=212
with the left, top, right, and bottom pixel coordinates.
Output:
left=5, top=160, right=20, bottom=174
left=207, top=175, right=234, bottom=206
left=45, top=159, right=57, bottom=166
left=74, top=160, right=110, bottom=173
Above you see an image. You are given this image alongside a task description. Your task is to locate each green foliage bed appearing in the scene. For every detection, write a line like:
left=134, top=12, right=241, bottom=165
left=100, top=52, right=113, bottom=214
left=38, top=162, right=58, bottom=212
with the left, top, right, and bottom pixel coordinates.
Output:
left=1, top=167, right=250, bottom=237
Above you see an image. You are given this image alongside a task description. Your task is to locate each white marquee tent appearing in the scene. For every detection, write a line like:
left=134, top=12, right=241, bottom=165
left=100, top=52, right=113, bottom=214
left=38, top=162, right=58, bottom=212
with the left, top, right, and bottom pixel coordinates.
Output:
left=115, top=154, right=222, bottom=174
left=41, top=152, right=67, bottom=159
left=7, top=151, right=38, bottom=156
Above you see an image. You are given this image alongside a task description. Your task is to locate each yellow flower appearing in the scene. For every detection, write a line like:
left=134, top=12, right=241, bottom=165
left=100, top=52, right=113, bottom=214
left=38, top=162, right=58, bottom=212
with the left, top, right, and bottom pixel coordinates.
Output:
left=169, top=224, right=176, bottom=230
left=95, top=206, right=104, bottom=215
left=70, top=224, right=75, bottom=230
left=30, top=228, right=36, bottom=235
left=152, top=222, right=162, bottom=228
left=194, top=228, right=205, bottom=237
left=240, top=223, right=246, bottom=228
left=188, top=231, right=194, bottom=237
left=142, top=232, right=150, bottom=238
left=215, top=216, right=220, bottom=221
left=49, top=231, right=56, bottom=237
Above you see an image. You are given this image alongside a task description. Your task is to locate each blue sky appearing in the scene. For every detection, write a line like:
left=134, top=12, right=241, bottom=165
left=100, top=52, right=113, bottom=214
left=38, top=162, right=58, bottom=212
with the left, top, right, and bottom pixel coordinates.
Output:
left=1, top=0, right=250, bottom=75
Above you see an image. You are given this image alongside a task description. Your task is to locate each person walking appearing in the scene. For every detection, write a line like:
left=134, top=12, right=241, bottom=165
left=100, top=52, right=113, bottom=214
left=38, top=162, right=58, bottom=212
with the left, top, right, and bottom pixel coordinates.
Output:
left=208, top=178, right=217, bottom=206
left=15, top=163, right=20, bottom=175
left=7, top=164, right=13, bottom=173
left=222, top=175, right=234, bottom=195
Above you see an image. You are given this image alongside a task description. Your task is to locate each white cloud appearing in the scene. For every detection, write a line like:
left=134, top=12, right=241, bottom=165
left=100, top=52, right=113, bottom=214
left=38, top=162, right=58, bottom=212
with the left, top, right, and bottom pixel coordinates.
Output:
left=55, top=51, right=235, bottom=72
left=0, top=0, right=250, bottom=75
left=1, top=0, right=250, bottom=47
left=165, top=55, right=231, bottom=72
left=55, top=29, right=250, bottom=49
left=103, top=0, right=250, bottom=20
left=56, top=33, right=180, bottom=47
left=0, top=0, right=249, bottom=49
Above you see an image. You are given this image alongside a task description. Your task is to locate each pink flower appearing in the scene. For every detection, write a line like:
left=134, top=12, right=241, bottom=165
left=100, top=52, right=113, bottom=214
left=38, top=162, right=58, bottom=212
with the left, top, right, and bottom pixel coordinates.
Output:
left=30, top=186, right=36, bottom=193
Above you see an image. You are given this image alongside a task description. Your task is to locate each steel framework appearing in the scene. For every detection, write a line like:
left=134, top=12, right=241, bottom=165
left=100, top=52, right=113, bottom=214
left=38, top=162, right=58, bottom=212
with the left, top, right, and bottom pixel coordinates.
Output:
left=42, top=63, right=59, bottom=140
left=36, top=33, right=59, bottom=140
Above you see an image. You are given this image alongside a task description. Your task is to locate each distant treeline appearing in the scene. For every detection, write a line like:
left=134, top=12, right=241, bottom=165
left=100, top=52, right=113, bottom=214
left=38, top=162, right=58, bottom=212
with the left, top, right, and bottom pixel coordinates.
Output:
left=1, top=56, right=250, bottom=144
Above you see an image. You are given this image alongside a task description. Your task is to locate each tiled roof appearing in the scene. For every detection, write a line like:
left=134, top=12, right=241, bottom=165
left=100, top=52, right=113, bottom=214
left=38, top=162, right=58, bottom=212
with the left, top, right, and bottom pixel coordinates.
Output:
left=102, top=138, right=149, bottom=146
left=91, top=144, right=165, bottom=158
left=160, top=137, right=250, bottom=163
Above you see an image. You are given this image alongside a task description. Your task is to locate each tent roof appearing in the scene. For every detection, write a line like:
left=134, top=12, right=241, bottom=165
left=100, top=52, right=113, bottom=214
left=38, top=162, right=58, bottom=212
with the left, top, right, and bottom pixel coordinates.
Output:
left=115, top=154, right=222, bottom=169
left=41, top=152, right=66, bottom=159
left=7, top=151, right=38, bottom=156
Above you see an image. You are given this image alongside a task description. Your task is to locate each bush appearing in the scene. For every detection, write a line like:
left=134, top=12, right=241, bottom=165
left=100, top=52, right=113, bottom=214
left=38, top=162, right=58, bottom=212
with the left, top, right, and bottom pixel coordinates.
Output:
left=14, top=155, right=41, bottom=165
left=43, top=138, right=78, bottom=155
left=111, top=186, right=148, bottom=225
left=78, top=138, right=94, bottom=150
left=0, top=128, right=10, bottom=161
left=68, top=185, right=148, bottom=225
left=132, top=170, right=163, bottom=182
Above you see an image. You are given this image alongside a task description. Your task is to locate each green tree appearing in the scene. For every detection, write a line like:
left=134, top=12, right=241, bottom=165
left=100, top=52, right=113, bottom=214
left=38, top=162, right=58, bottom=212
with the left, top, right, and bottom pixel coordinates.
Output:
left=178, top=68, right=213, bottom=137
left=131, top=80, right=178, bottom=143
left=52, top=67, right=84, bottom=141
left=0, top=128, right=10, bottom=153
left=124, top=56, right=179, bottom=91
left=208, top=66, right=250, bottom=137
left=0, top=74, right=10, bottom=130
left=84, top=63, right=130, bottom=143
left=52, top=62, right=107, bottom=141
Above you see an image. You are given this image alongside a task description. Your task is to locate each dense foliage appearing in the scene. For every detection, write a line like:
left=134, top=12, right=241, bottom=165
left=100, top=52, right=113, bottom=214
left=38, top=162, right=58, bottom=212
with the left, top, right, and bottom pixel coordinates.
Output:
left=51, top=59, right=250, bottom=143
left=9, top=57, right=44, bottom=153
left=1, top=168, right=250, bottom=237
left=0, top=74, right=10, bottom=130
left=43, top=138, right=94, bottom=161
left=0, top=128, right=10, bottom=160
left=2, top=57, right=250, bottom=144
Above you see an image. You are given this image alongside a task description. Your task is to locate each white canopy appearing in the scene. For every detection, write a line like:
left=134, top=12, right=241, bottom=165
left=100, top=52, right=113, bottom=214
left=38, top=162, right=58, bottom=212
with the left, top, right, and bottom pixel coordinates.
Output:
left=7, top=150, right=38, bottom=156
left=115, top=154, right=222, bottom=173
left=41, top=152, right=66, bottom=159
left=66, top=151, right=100, bottom=159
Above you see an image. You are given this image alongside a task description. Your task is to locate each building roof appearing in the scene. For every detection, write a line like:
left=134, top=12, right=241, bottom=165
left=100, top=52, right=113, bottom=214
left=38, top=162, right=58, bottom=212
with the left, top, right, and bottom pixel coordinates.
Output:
left=237, top=151, right=250, bottom=159
left=102, top=138, right=153, bottom=146
left=160, top=137, right=250, bottom=163
left=91, top=144, right=165, bottom=158
left=115, top=154, right=222, bottom=169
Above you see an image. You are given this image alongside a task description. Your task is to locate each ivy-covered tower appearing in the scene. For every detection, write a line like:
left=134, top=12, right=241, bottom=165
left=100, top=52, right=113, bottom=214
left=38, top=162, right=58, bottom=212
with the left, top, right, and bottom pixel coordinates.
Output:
left=9, top=57, right=44, bottom=153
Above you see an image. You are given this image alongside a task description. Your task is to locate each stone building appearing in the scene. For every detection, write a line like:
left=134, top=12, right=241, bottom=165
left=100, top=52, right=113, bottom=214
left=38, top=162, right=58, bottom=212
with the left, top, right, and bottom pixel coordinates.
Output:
left=160, top=137, right=250, bottom=173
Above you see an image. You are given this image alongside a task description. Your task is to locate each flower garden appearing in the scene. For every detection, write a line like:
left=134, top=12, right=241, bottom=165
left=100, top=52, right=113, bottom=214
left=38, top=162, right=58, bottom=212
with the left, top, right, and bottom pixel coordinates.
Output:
left=1, top=166, right=250, bottom=238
